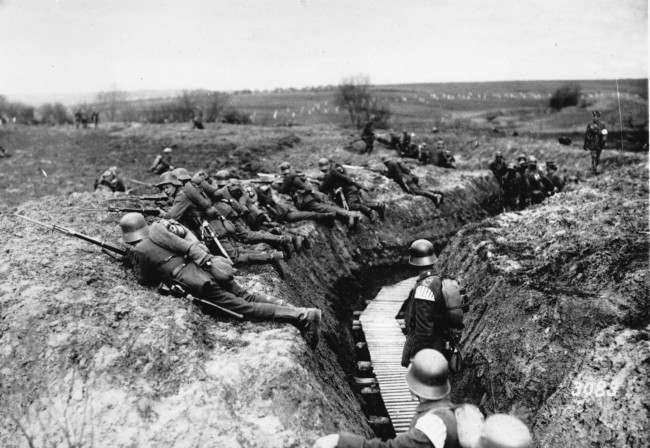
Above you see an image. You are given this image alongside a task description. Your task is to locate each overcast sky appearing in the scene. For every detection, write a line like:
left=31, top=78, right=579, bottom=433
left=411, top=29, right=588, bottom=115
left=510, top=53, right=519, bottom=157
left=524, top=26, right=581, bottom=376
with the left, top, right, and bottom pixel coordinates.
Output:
left=0, top=0, right=647, bottom=96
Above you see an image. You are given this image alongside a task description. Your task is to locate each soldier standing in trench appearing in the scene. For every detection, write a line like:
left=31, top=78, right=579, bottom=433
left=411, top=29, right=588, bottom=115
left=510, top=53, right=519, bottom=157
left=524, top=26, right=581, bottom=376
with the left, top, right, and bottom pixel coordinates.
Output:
left=313, top=349, right=533, bottom=448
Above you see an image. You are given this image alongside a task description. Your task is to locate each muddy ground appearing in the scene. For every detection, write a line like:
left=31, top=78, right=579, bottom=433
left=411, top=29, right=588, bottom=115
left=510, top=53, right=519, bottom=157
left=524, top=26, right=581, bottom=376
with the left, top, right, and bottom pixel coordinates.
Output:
left=0, top=123, right=648, bottom=448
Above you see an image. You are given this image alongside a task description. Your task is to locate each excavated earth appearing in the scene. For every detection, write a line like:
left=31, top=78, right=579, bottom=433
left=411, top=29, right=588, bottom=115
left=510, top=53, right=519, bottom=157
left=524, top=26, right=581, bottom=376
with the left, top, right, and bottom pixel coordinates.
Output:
left=0, top=164, right=499, bottom=448
left=439, top=155, right=649, bottom=447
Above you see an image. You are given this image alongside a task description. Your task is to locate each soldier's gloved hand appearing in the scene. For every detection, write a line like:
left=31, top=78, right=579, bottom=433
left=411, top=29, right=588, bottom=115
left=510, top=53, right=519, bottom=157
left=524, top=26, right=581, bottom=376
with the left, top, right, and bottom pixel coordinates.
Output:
left=313, top=434, right=339, bottom=448
left=187, top=242, right=211, bottom=266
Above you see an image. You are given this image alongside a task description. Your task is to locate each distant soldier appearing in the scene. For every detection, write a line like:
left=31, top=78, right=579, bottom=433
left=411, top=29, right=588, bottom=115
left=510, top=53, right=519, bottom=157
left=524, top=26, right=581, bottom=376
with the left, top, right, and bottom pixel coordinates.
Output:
left=381, top=156, right=443, bottom=206
left=436, top=149, right=456, bottom=169
left=318, top=158, right=385, bottom=222
left=400, top=131, right=413, bottom=154
left=90, top=111, right=99, bottom=128
left=361, top=119, right=376, bottom=154
left=149, top=147, right=174, bottom=175
left=0, top=145, right=10, bottom=158
left=583, top=110, right=607, bottom=175
left=502, top=162, right=522, bottom=209
left=192, top=112, right=204, bottom=130
left=94, top=166, right=126, bottom=193
left=74, top=110, right=83, bottom=129
left=523, top=156, right=554, bottom=205
left=120, top=213, right=321, bottom=349
left=488, top=152, right=507, bottom=184
left=545, top=161, right=565, bottom=193
left=277, top=161, right=360, bottom=227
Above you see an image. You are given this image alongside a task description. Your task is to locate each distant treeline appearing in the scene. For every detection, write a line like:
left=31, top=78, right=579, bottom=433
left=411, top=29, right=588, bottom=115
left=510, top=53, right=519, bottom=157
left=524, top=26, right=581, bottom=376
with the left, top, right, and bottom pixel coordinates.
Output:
left=0, top=95, right=73, bottom=125
left=89, top=90, right=238, bottom=124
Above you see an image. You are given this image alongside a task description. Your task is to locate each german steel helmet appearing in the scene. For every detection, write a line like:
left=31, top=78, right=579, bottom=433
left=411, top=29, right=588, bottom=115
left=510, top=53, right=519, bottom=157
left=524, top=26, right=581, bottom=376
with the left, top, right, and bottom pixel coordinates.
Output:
left=477, top=414, right=533, bottom=448
left=318, top=157, right=330, bottom=170
left=279, top=161, right=291, bottom=171
left=119, top=213, right=149, bottom=243
left=171, top=167, right=191, bottom=181
left=527, top=155, right=537, bottom=166
left=163, top=147, right=173, bottom=153
left=156, top=171, right=181, bottom=187
left=405, top=349, right=451, bottom=400
left=409, top=239, right=436, bottom=266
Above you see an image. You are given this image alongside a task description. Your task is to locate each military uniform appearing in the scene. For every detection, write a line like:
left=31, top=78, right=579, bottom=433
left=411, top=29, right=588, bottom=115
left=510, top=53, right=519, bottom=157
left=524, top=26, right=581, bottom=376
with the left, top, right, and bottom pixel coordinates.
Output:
left=402, top=271, right=449, bottom=367
left=583, top=116, right=607, bottom=174
left=361, top=121, right=375, bottom=154
left=150, top=153, right=174, bottom=175
left=94, top=170, right=126, bottom=193
left=383, top=159, right=443, bottom=205
left=524, top=167, right=554, bottom=205
left=256, top=186, right=335, bottom=224
left=488, top=156, right=507, bottom=185
left=502, top=165, right=522, bottom=209
left=319, top=163, right=384, bottom=220
left=164, top=182, right=283, bottom=265
left=335, top=399, right=459, bottom=448
left=129, top=221, right=282, bottom=319
left=279, top=172, right=357, bottom=224
left=124, top=218, right=321, bottom=348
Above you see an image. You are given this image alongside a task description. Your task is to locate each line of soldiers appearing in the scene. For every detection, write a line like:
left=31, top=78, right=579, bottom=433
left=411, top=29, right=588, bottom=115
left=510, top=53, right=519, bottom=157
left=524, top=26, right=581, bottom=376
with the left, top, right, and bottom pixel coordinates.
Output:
left=314, top=239, right=533, bottom=448
left=488, top=152, right=565, bottom=209
left=74, top=110, right=99, bottom=129
left=92, top=152, right=404, bottom=349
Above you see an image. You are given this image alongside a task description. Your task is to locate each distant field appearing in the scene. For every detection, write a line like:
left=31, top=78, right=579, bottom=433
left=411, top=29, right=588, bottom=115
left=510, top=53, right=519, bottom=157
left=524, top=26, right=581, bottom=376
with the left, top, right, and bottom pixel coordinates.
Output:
left=228, top=79, right=648, bottom=129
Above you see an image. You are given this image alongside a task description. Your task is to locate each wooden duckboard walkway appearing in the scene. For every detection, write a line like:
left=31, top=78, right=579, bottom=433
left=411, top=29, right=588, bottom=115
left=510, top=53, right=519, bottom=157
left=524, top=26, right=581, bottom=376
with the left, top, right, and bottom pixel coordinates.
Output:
left=360, top=277, right=418, bottom=433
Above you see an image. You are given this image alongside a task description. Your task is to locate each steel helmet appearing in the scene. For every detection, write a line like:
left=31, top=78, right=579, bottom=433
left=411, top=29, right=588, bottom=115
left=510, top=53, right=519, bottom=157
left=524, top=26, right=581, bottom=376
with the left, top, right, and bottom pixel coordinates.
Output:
left=192, top=170, right=208, bottom=184
left=477, top=414, right=533, bottom=448
left=279, top=161, right=291, bottom=172
left=318, top=157, right=330, bottom=170
left=527, top=155, right=537, bottom=166
left=405, top=349, right=451, bottom=400
left=517, top=154, right=526, bottom=162
left=495, top=152, right=503, bottom=159
left=409, top=239, right=436, bottom=266
left=171, top=168, right=191, bottom=182
left=214, top=169, right=230, bottom=180
left=163, top=147, right=173, bottom=153
left=119, top=212, right=149, bottom=243
left=156, top=171, right=181, bottom=187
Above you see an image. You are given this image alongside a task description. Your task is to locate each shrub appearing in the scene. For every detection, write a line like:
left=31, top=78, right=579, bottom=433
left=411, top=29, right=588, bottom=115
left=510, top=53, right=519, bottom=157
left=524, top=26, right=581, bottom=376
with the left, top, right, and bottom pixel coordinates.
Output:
left=335, top=75, right=391, bottom=128
left=549, top=83, right=581, bottom=110
left=222, top=109, right=252, bottom=125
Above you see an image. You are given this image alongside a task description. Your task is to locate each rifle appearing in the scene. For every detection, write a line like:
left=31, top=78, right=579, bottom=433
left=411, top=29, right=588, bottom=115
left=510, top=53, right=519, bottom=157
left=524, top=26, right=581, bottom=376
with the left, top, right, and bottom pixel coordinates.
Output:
left=106, top=194, right=168, bottom=202
left=127, top=178, right=156, bottom=188
left=197, top=219, right=233, bottom=263
left=15, top=214, right=127, bottom=256
left=158, top=283, right=243, bottom=319
left=253, top=172, right=320, bottom=186
left=79, top=206, right=162, bottom=216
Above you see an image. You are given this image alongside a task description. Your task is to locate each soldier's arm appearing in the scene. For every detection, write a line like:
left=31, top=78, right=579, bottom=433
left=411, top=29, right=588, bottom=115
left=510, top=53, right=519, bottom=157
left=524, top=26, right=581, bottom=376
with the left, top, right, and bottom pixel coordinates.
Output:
left=149, top=221, right=211, bottom=265
left=183, top=183, right=219, bottom=217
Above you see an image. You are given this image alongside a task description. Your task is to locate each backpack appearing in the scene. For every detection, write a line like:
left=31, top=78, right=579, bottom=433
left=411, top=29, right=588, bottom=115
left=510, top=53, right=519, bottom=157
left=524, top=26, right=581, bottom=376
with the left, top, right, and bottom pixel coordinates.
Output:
left=441, top=278, right=465, bottom=329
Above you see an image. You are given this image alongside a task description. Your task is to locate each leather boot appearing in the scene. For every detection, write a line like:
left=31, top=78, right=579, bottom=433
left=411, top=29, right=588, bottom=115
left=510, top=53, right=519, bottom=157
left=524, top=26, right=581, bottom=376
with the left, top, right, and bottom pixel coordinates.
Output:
left=273, top=306, right=321, bottom=349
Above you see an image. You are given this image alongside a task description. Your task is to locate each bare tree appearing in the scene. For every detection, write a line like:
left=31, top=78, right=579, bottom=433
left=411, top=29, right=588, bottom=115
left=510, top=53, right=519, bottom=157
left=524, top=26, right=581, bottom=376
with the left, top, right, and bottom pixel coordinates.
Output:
left=335, top=75, right=391, bottom=128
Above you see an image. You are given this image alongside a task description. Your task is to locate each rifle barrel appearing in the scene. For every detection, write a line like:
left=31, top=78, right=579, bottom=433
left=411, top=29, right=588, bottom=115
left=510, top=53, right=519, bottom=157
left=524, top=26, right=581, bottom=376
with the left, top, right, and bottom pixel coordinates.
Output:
left=14, top=213, right=127, bottom=256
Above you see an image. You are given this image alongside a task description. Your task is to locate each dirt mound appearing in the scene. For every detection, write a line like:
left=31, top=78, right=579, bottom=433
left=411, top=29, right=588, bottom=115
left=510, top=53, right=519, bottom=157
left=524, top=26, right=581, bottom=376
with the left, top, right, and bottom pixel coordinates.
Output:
left=0, top=166, right=499, bottom=447
left=437, top=156, right=648, bottom=447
